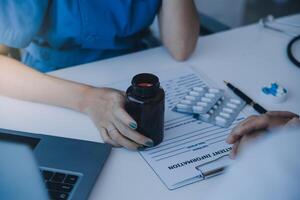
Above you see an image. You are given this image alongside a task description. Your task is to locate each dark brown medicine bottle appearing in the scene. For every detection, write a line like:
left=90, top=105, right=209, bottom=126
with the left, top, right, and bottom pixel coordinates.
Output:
left=125, top=73, right=165, bottom=146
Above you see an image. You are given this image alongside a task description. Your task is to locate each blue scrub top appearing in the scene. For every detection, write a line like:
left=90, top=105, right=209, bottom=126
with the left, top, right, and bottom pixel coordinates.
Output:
left=0, top=0, right=161, bottom=72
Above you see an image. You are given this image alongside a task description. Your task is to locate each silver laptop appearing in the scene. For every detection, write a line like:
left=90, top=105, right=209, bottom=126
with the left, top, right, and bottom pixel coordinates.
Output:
left=0, top=128, right=111, bottom=200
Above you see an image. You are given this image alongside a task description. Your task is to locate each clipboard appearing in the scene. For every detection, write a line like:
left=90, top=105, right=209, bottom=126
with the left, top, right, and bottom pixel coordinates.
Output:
left=105, top=65, right=246, bottom=190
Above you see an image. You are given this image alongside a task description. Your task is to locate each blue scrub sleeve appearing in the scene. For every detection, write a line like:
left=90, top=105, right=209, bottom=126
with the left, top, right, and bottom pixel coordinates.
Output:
left=0, top=0, right=48, bottom=48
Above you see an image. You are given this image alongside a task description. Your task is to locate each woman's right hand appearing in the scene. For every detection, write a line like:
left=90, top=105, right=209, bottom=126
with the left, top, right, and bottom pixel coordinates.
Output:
left=79, top=87, right=154, bottom=150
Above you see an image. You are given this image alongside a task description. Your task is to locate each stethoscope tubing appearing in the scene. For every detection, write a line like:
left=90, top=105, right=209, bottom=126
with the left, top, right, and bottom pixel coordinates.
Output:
left=287, top=35, right=300, bottom=68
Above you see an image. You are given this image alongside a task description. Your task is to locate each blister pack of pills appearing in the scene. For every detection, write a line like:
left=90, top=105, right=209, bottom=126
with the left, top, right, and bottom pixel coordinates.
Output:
left=175, top=87, right=224, bottom=114
left=173, top=86, right=246, bottom=128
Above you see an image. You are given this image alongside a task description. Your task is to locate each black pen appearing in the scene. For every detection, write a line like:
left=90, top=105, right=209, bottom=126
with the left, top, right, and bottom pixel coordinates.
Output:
left=223, top=81, right=268, bottom=114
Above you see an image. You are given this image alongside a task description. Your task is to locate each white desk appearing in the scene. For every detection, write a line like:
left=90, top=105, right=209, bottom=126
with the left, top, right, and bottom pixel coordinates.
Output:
left=0, top=14, right=299, bottom=200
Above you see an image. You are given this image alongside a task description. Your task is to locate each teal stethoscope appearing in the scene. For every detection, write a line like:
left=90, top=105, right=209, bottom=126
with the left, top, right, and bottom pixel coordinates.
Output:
left=260, top=15, right=300, bottom=68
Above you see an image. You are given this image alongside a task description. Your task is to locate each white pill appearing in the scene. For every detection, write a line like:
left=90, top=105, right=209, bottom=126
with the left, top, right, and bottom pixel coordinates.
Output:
left=208, top=109, right=214, bottom=114
left=278, top=86, right=285, bottom=92
left=223, top=108, right=234, bottom=113
left=181, top=100, right=193, bottom=105
left=213, top=105, right=218, bottom=110
left=176, top=104, right=190, bottom=110
left=219, top=112, right=231, bottom=118
left=216, top=100, right=222, bottom=105
left=189, top=91, right=201, bottom=96
left=197, top=102, right=208, bottom=107
left=201, top=97, right=212, bottom=103
left=230, top=99, right=241, bottom=105
left=209, top=88, right=220, bottom=93
left=227, top=103, right=238, bottom=109
left=277, top=90, right=284, bottom=95
left=193, top=87, right=205, bottom=92
left=193, top=106, right=204, bottom=113
left=185, top=95, right=198, bottom=101
left=215, top=116, right=227, bottom=126
left=205, top=93, right=216, bottom=98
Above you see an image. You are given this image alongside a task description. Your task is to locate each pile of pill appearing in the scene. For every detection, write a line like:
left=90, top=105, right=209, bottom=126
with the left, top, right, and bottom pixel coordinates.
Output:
left=173, top=86, right=246, bottom=128
left=262, top=82, right=288, bottom=103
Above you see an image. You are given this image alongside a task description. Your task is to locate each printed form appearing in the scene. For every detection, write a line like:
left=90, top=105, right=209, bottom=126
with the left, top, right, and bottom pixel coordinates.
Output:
left=108, top=66, right=246, bottom=190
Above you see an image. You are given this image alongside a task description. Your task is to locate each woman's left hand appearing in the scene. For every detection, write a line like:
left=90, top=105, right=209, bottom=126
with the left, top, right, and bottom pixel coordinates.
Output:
left=79, top=87, right=154, bottom=150
left=226, top=111, right=299, bottom=159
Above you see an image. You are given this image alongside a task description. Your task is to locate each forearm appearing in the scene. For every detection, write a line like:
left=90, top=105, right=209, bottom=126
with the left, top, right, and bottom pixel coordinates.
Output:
left=158, top=0, right=199, bottom=61
left=0, top=55, right=91, bottom=112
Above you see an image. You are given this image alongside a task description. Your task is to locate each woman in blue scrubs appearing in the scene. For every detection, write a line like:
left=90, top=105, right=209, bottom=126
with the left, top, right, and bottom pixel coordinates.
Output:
left=0, top=1, right=199, bottom=150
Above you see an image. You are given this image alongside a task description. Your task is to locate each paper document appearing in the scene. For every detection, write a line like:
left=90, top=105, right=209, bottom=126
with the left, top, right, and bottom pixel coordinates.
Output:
left=108, top=66, right=246, bottom=190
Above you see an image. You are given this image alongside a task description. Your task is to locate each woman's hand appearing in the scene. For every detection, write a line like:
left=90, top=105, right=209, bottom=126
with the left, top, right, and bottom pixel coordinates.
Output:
left=0, top=55, right=153, bottom=151
left=226, top=111, right=299, bottom=159
left=79, top=87, right=154, bottom=150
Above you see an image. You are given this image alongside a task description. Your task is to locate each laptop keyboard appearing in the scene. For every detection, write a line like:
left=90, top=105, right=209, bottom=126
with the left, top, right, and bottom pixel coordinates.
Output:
left=40, top=169, right=79, bottom=200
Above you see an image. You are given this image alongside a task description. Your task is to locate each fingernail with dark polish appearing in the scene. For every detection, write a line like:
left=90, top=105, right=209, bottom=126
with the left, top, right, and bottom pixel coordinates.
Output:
left=129, top=122, right=137, bottom=129
left=137, top=146, right=146, bottom=151
left=145, top=141, right=154, bottom=147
